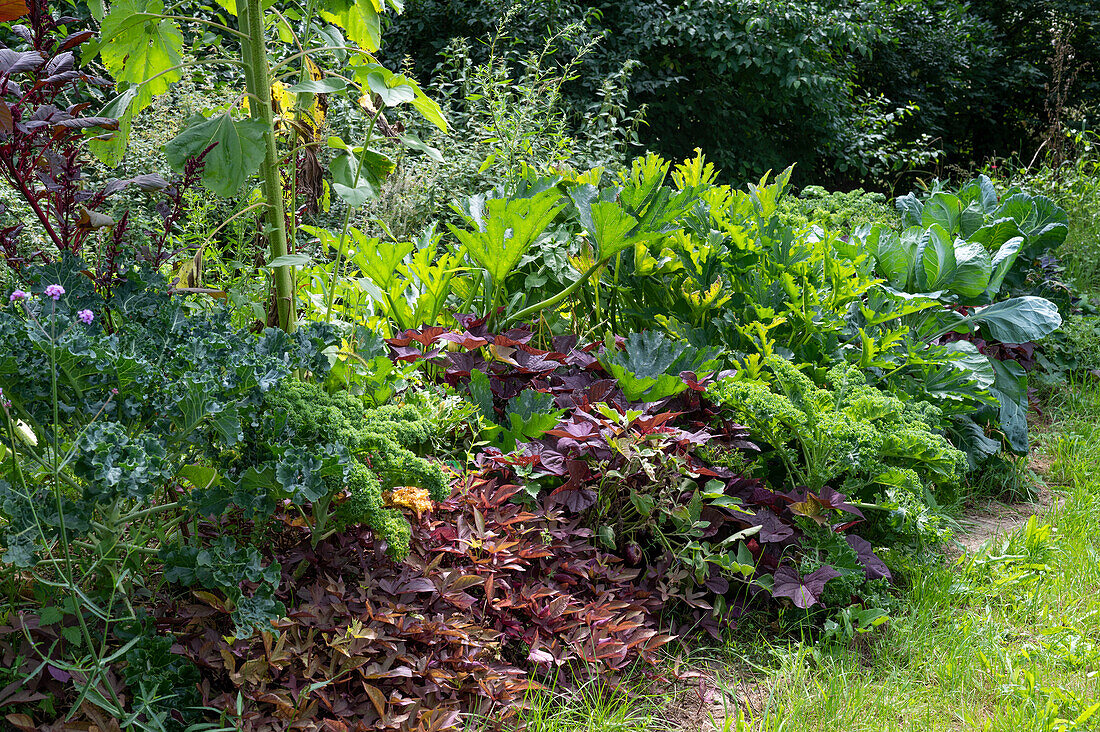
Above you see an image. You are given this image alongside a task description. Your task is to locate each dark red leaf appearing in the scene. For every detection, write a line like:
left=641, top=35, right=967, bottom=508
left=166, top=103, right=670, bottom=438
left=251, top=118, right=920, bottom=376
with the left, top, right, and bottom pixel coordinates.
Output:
left=0, top=49, right=43, bottom=74
left=846, top=535, right=891, bottom=581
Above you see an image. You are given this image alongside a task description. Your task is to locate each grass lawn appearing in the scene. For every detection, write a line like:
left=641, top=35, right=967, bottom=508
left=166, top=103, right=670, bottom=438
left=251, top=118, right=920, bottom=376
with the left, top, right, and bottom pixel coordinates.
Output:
left=518, top=379, right=1100, bottom=732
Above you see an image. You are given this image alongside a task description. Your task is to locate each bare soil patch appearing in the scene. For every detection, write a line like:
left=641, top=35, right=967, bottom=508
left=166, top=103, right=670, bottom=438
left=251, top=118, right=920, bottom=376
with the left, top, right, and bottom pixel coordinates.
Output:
left=952, top=495, right=1052, bottom=554
left=951, top=444, right=1062, bottom=556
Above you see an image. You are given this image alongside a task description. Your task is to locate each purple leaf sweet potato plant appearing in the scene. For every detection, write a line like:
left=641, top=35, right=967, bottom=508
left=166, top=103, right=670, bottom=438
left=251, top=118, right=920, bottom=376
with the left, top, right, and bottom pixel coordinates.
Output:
left=164, top=474, right=674, bottom=731
left=383, top=320, right=894, bottom=634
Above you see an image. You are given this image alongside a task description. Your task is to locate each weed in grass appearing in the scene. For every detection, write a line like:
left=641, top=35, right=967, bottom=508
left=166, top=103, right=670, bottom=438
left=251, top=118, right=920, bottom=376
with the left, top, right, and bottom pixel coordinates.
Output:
left=504, top=679, right=673, bottom=732
left=964, top=453, right=1042, bottom=503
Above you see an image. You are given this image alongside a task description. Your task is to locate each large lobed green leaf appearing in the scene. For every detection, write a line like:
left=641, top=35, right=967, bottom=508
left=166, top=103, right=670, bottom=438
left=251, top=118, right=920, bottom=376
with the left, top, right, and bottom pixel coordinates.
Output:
left=994, top=192, right=1069, bottom=253
left=92, top=0, right=183, bottom=165
left=571, top=185, right=668, bottom=262
left=165, top=113, right=267, bottom=197
left=942, top=341, right=995, bottom=390
left=348, top=228, right=414, bottom=290
left=871, top=227, right=918, bottom=290
left=956, top=175, right=1000, bottom=214
left=449, top=190, right=565, bottom=286
left=326, top=136, right=396, bottom=207
left=320, top=0, right=382, bottom=51
left=984, top=237, right=1023, bottom=300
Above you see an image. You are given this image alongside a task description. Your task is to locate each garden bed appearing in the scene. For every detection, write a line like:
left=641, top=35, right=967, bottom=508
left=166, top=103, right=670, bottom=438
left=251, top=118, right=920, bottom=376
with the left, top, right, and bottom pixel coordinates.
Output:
left=2, top=0, right=1098, bottom=729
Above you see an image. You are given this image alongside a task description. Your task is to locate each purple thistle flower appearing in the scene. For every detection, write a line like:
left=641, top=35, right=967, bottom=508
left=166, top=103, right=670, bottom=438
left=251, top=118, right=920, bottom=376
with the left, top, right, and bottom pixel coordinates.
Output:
left=44, top=284, right=65, bottom=301
left=9, top=290, right=28, bottom=302
left=77, top=309, right=94, bottom=325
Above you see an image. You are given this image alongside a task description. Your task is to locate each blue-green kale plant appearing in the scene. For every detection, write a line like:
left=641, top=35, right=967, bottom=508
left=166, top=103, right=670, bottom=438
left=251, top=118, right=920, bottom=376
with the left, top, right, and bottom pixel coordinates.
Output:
left=0, top=256, right=445, bottom=725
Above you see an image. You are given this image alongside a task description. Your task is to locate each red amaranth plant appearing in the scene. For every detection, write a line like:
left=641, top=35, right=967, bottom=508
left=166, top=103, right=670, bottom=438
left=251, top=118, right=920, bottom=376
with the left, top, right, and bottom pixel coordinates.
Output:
left=2, top=1, right=132, bottom=258
left=0, top=0, right=202, bottom=288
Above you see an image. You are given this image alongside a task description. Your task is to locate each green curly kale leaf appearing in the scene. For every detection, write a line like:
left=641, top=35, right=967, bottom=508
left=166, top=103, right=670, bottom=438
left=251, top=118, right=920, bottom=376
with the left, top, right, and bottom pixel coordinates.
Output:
left=258, top=381, right=447, bottom=558
left=709, top=356, right=966, bottom=500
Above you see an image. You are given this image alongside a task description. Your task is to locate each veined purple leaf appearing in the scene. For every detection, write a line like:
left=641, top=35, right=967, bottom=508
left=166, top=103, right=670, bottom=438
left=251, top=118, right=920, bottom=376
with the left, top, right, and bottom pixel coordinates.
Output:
left=819, top=486, right=864, bottom=518
left=390, top=344, right=438, bottom=362
left=498, top=328, right=534, bottom=344
left=772, top=565, right=840, bottom=608
left=387, top=326, right=447, bottom=347
left=784, top=486, right=864, bottom=522
left=437, top=331, right=490, bottom=350
left=670, top=427, right=714, bottom=446
left=563, top=348, right=599, bottom=368
left=444, top=350, right=487, bottom=377
left=519, top=442, right=567, bottom=476
left=0, top=49, right=45, bottom=75
left=548, top=460, right=597, bottom=511
left=846, top=535, right=891, bottom=580
left=741, top=507, right=793, bottom=543
left=552, top=335, right=578, bottom=353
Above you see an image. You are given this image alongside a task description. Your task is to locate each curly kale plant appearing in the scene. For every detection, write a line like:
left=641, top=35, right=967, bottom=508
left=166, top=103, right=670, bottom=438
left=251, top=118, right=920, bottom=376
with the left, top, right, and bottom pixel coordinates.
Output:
left=709, top=356, right=966, bottom=520
left=254, top=381, right=448, bottom=557
left=778, top=185, right=899, bottom=234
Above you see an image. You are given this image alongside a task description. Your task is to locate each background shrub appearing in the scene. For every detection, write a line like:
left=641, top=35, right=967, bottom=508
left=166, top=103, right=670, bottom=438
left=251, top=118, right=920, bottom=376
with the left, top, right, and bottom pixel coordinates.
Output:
left=382, top=0, right=1100, bottom=190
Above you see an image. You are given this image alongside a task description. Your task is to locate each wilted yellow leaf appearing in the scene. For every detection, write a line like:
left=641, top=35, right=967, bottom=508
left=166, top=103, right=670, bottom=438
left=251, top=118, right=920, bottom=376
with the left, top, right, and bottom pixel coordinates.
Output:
left=387, top=485, right=434, bottom=516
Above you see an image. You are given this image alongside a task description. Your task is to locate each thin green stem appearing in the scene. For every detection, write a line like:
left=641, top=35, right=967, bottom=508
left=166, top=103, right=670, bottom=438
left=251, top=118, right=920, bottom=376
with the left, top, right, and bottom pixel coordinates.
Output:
left=610, top=251, right=623, bottom=329
left=502, top=259, right=606, bottom=327
left=42, top=305, right=124, bottom=719
left=322, top=107, right=385, bottom=324
left=118, top=501, right=181, bottom=524
left=923, top=316, right=975, bottom=343
left=849, top=500, right=891, bottom=511
left=270, top=45, right=377, bottom=74
left=274, top=2, right=312, bottom=260
left=73, top=539, right=160, bottom=556
left=201, top=202, right=266, bottom=249
left=592, top=262, right=602, bottom=328
left=160, top=15, right=249, bottom=39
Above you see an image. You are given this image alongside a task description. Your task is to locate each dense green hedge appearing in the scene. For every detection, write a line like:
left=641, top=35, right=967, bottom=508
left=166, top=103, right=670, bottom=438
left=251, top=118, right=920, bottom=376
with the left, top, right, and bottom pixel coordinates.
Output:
left=381, top=0, right=1100, bottom=189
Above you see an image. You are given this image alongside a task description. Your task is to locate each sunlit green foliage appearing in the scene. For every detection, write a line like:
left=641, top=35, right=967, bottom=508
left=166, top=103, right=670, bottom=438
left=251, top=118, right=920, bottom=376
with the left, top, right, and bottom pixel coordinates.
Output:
left=710, top=356, right=966, bottom=502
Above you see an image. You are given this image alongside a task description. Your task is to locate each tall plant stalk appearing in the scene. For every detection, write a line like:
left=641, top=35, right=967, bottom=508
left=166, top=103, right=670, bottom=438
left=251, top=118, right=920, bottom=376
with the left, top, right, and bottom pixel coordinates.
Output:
left=91, top=0, right=445, bottom=334
left=240, top=0, right=296, bottom=333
